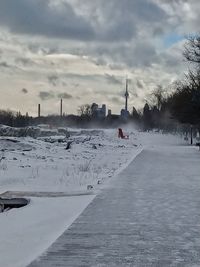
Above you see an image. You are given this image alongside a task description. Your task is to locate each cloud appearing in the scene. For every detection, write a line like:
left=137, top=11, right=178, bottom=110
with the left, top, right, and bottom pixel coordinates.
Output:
left=0, top=61, right=10, bottom=68
left=0, top=0, right=199, bottom=116
left=39, top=91, right=55, bottom=101
left=48, top=75, right=59, bottom=86
left=0, top=0, right=168, bottom=43
left=0, top=0, right=94, bottom=40
left=21, top=88, right=28, bottom=94
left=136, top=80, right=144, bottom=89
left=0, top=0, right=193, bottom=70
left=57, top=92, right=72, bottom=99
left=132, top=92, right=139, bottom=98
left=110, top=96, right=124, bottom=104
left=15, top=57, right=34, bottom=66
left=105, top=74, right=122, bottom=85
left=153, top=0, right=200, bottom=34
left=74, top=0, right=168, bottom=41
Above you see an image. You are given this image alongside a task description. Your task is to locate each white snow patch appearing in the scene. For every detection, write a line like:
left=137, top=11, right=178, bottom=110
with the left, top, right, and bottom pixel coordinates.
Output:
left=0, top=195, right=95, bottom=267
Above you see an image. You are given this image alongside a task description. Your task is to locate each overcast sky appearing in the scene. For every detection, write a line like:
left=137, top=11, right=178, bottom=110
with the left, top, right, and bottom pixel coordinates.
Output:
left=0, top=0, right=199, bottom=116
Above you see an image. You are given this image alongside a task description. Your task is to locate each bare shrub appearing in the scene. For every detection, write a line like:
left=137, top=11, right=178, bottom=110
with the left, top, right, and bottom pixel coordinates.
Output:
left=0, top=162, right=7, bottom=171
left=31, top=166, right=40, bottom=179
left=78, top=160, right=91, bottom=172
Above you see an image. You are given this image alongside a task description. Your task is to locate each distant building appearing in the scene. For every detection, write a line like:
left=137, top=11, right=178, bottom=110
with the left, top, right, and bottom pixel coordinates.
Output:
left=102, top=104, right=106, bottom=117
left=91, top=103, right=106, bottom=119
left=120, top=108, right=129, bottom=118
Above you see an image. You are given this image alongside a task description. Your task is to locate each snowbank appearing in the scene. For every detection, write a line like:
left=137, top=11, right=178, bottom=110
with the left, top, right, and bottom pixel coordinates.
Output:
left=0, top=124, right=69, bottom=138
left=0, top=128, right=141, bottom=193
left=0, top=127, right=142, bottom=267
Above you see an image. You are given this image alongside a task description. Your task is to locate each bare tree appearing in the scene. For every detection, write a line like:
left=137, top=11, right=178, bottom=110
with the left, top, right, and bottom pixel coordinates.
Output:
left=183, top=34, right=200, bottom=64
left=151, top=85, right=165, bottom=111
left=186, top=69, right=200, bottom=90
left=77, top=104, right=92, bottom=117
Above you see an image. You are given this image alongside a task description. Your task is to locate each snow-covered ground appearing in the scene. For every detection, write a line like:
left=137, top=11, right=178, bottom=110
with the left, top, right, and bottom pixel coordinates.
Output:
left=0, top=127, right=142, bottom=267
left=0, top=127, right=194, bottom=267
left=0, top=128, right=141, bottom=192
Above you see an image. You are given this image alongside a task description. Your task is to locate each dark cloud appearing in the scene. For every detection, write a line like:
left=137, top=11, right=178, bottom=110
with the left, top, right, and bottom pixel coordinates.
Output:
left=153, top=26, right=165, bottom=37
left=105, top=74, right=122, bottom=85
left=127, top=43, right=158, bottom=67
left=62, top=81, right=68, bottom=87
left=0, top=61, right=10, bottom=68
left=136, top=80, right=144, bottom=89
left=0, top=60, right=22, bottom=72
left=63, top=73, right=102, bottom=82
left=98, top=16, right=136, bottom=42
left=0, top=0, right=94, bottom=40
left=15, top=57, right=34, bottom=66
left=87, top=41, right=158, bottom=68
left=157, top=0, right=188, bottom=4
left=39, top=91, right=54, bottom=101
left=155, top=0, right=200, bottom=33
left=114, top=0, right=167, bottom=23
left=21, top=88, right=28, bottom=94
left=93, top=58, right=107, bottom=67
left=57, top=93, right=73, bottom=99
left=108, top=63, right=125, bottom=71
left=48, top=75, right=59, bottom=86
left=28, top=44, right=57, bottom=55
left=72, top=83, right=79, bottom=88
left=0, top=0, right=198, bottom=52
left=81, top=0, right=168, bottom=41
left=132, top=91, right=139, bottom=98
left=0, top=0, right=168, bottom=43
left=110, top=96, right=124, bottom=104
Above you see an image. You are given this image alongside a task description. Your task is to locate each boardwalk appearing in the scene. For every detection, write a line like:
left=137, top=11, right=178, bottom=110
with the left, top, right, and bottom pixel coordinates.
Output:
left=29, top=145, right=200, bottom=266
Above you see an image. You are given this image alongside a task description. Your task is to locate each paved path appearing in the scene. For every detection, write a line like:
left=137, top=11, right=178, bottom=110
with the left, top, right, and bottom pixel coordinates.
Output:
left=29, top=146, right=200, bottom=267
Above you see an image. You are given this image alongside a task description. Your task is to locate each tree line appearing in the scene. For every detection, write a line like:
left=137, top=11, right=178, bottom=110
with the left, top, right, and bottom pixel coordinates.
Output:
left=133, top=34, right=200, bottom=134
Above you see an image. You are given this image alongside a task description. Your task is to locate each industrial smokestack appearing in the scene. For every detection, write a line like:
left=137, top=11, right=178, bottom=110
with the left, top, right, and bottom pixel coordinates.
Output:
left=60, top=99, right=63, bottom=117
left=38, top=104, right=41, bottom=118
left=125, top=78, right=129, bottom=112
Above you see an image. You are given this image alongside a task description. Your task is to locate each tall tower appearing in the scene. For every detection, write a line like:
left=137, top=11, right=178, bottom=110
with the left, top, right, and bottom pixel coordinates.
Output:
left=125, top=78, right=129, bottom=112
left=60, top=99, right=63, bottom=117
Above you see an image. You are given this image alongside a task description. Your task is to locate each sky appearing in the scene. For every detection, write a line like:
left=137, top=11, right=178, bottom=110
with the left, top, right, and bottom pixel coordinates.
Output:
left=0, top=0, right=199, bottom=116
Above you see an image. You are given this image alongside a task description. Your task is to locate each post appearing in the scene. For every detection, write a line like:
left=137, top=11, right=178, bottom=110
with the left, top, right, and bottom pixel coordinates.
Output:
left=60, top=99, right=63, bottom=117
left=190, top=125, right=193, bottom=145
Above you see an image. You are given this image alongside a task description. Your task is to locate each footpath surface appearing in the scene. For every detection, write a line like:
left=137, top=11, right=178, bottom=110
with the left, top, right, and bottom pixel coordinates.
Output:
left=29, top=144, right=200, bottom=267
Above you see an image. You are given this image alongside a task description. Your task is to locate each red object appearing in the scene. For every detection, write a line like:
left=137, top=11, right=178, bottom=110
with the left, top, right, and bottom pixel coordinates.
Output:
left=118, top=128, right=129, bottom=139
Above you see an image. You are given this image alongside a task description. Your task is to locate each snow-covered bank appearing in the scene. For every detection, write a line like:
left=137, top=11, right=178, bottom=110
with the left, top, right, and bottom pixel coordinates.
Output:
left=0, top=128, right=141, bottom=193
left=0, top=127, right=142, bottom=267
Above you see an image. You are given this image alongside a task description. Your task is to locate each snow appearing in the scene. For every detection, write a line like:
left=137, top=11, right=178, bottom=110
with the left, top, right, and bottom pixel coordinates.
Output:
left=0, top=127, right=194, bottom=267
left=0, top=127, right=141, bottom=267
left=0, top=128, right=141, bottom=193
left=0, top=196, right=95, bottom=267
